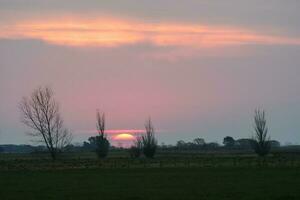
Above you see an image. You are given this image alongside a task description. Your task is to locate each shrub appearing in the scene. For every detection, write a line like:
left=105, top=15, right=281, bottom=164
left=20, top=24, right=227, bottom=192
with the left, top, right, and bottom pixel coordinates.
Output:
left=95, top=135, right=110, bottom=158
left=129, top=136, right=142, bottom=158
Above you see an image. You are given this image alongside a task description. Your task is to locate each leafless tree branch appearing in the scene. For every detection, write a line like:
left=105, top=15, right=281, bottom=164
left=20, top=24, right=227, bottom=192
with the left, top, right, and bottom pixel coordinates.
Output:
left=19, top=86, right=72, bottom=160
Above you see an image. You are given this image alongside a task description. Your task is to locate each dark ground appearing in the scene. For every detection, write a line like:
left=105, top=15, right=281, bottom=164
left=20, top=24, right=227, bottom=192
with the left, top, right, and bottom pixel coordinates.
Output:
left=0, top=167, right=300, bottom=200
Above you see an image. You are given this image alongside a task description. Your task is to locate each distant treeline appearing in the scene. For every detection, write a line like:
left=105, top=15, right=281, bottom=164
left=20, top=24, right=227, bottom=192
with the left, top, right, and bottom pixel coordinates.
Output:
left=0, top=145, right=46, bottom=153
left=0, top=138, right=298, bottom=154
left=171, top=137, right=281, bottom=151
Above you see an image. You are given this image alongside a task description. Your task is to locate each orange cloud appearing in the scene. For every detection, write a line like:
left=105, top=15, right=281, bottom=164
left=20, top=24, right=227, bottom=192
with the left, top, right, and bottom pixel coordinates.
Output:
left=1, top=16, right=300, bottom=47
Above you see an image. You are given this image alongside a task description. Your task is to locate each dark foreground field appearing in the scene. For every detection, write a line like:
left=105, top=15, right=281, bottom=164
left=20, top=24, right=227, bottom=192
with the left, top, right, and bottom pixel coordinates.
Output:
left=0, top=167, right=300, bottom=200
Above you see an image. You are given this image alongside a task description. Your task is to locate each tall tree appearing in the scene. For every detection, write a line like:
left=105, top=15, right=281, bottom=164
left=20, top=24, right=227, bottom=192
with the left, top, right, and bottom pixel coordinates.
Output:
left=96, top=110, right=105, bottom=137
left=19, top=86, right=72, bottom=160
left=252, top=109, right=271, bottom=156
left=94, top=110, right=110, bottom=158
left=142, top=118, right=157, bottom=158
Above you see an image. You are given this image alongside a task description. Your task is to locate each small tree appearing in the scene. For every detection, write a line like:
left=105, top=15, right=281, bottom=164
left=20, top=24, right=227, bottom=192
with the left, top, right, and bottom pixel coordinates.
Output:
left=129, top=135, right=142, bottom=158
left=193, top=138, right=205, bottom=146
left=142, top=118, right=157, bottom=158
left=223, top=136, right=235, bottom=148
left=176, top=140, right=186, bottom=149
left=94, top=110, right=110, bottom=158
left=252, top=109, right=271, bottom=157
left=19, top=86, right=72, bottom=160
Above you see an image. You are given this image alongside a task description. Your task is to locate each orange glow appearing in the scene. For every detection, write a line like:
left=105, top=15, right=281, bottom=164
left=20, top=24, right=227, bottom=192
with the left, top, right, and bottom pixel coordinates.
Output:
left=1, top=16, right=300, bottom=47
left=113, top=133, right=135, bottom=141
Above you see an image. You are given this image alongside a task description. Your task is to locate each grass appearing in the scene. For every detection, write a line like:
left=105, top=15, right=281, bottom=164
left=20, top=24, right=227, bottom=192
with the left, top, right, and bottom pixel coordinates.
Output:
left=1, top=167, right=300, bottom=200
left=1, top=152, right=300, bottom=199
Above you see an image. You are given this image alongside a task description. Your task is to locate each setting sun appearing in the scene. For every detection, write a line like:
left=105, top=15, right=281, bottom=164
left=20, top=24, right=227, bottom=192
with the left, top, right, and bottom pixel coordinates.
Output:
left=113, top=133, right=135, bottom=141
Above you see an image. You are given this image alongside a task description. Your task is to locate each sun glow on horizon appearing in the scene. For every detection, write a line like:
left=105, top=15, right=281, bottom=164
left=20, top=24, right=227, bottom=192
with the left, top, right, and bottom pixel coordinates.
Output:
left=113, top=133, right=135, bottom=141
left=1, top=16, right=300, bottom=48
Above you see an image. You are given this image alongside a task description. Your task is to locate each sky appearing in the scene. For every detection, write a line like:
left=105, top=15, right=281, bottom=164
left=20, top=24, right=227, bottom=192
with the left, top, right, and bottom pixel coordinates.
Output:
left=1, top=0, right=300, bottom=145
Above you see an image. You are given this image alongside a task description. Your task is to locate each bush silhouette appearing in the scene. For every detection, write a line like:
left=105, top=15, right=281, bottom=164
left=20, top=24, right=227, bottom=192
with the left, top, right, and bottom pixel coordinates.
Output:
left=129, top=136, right=142, bottom=158
left=95, top=135, right=110, bottom=158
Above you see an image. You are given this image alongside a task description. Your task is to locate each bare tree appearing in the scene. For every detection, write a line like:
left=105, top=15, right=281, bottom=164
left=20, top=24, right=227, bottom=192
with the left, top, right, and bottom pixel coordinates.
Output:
left=142, top=117, right=157, bottom=158
left=252, top=109, right=271, bottom=157
left=94, top=110, right=110, bottom=158
left=19, top=86, right=72, bottom=160
left=96, top=110, right=105, bottom=137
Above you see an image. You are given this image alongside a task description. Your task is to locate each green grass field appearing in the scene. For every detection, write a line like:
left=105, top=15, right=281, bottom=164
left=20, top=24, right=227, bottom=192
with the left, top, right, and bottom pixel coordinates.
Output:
left=1, top=167, right=300, bottom=200
left=1, top=152, right=300, bottom=199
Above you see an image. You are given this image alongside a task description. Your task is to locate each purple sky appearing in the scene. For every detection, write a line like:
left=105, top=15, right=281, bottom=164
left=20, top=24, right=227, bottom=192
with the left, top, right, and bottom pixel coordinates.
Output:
left=1, top=0, right=300, bottom=145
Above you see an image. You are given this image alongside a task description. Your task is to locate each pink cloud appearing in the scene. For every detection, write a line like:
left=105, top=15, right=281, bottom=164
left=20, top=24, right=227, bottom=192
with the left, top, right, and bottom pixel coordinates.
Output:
left=1, top=15, right=300, bottom=48
left=76, top=129, right=146, bottom=135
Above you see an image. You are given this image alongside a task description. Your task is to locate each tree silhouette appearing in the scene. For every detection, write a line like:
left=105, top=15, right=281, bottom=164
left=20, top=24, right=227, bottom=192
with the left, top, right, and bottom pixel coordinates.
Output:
left=129, top=135, right=142, bottom=158
left=19, top=86, right=72, bottom=160
left=142, top=118, right=157, bottom=158
left=223, top=136, right=235, bottom=148
left=193, top=138, right=205, bottom=146
left=94, top=110, right=110, bottom=158
left=252, top=109, right=271, bottom=157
